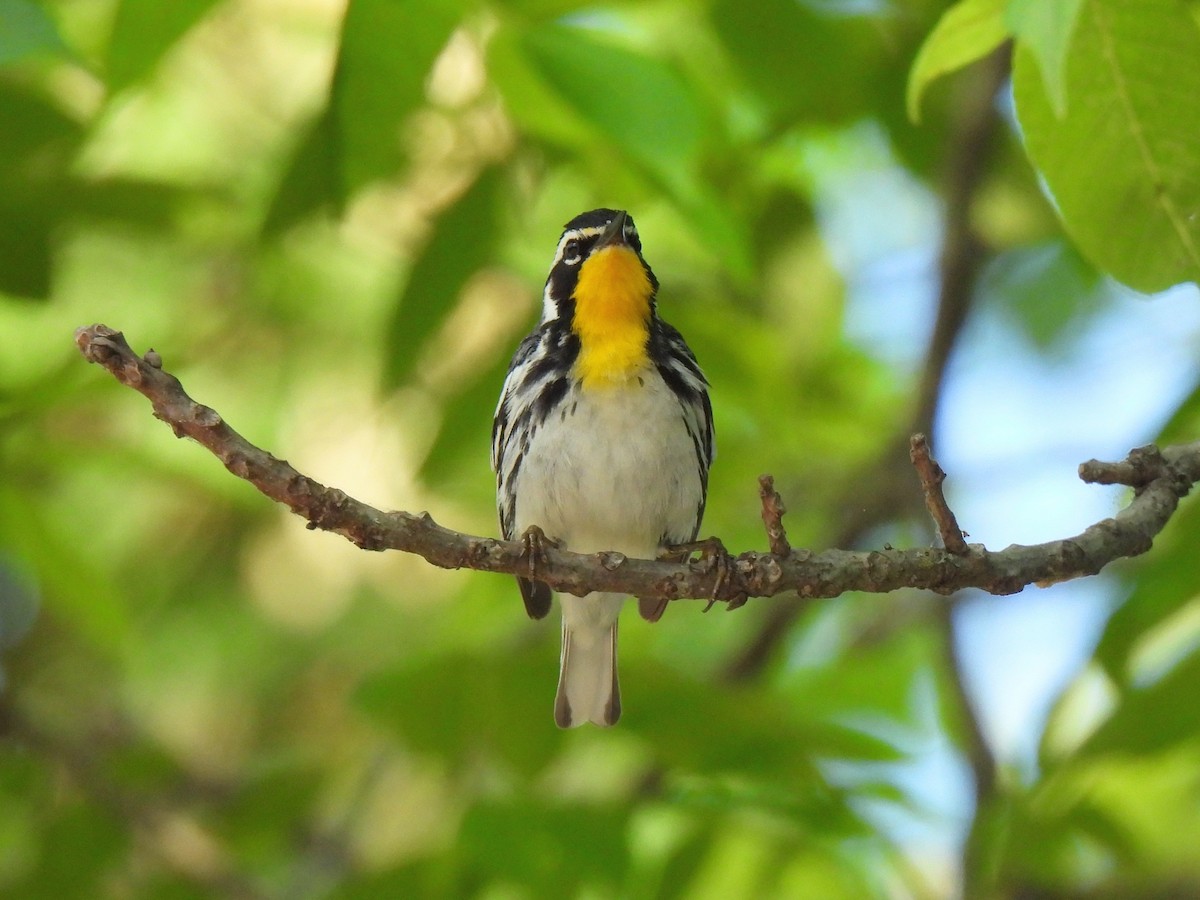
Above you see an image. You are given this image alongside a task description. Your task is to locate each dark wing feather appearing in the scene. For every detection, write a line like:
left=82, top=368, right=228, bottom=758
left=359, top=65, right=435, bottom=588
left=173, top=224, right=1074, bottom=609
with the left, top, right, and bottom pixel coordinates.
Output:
left=518, top=577, right=552, bottom=619
left=493, top=325, right=577, bottom=621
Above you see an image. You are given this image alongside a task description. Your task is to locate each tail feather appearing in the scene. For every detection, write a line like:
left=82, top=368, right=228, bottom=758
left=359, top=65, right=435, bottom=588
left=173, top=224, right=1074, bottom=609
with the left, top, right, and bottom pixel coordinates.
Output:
left=554, top=619, right=620, bottom=728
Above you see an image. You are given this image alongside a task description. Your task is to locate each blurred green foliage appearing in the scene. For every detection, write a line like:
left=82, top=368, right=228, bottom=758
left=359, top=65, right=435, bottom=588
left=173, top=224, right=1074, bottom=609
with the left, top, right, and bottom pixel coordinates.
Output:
left=1, top=0, right=1199, bottom=897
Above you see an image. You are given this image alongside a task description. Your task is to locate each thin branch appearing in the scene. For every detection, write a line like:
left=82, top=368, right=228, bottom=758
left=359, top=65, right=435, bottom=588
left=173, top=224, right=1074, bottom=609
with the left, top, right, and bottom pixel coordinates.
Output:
left=76, top=323, right=1200, bottom=606
left=936, top=600, right=1000, bottom=900
left=910, top=433, right=969, bottom=554
left=1079, top=444, right=1169, bottom=488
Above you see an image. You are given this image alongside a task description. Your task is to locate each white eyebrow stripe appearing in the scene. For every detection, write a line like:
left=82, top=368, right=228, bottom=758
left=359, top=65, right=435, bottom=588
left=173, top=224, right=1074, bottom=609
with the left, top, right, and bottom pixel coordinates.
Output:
left=549, top=225, right=606, bottom=267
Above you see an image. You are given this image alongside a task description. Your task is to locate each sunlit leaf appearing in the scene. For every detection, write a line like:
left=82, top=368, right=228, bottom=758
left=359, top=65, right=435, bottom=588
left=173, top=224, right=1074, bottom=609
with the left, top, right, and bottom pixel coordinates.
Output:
left=488, top=25, right=596, bottom=150
left=1095, top=494, right=1200, bottom=682
left=1080, top=652, right=1200, bottom=756
left=383, top=167, right=503, bottom=388
left=1013, top=0, right=1200, bottom=291
left=1005, top=0, right=1084, bottom=116
left=1157, top=370, right=1200, bottom=446
left=334, top=0, right=464, bottom=195
left=518, top=23, right=702, bottom=177
left=105, top=0, right=219, bottom=90
left=266, top=0, right=468, bottom=224
left=907, top=0, right=1009, bottom=122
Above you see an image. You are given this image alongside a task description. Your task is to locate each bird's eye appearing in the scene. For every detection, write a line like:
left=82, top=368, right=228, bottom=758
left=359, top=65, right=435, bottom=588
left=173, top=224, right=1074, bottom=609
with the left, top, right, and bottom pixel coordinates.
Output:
left=563, top=239, right=581, bottom=263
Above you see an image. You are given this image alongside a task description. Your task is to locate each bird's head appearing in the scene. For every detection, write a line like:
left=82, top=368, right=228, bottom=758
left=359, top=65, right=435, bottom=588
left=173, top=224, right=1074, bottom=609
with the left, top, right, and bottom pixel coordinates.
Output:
left=541, top=208, right=659, bottom=327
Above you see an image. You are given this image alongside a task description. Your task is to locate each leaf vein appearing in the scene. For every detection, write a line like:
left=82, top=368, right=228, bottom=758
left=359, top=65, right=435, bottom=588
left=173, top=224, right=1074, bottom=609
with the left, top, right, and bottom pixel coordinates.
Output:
left=1092, top=0, right=1200, bottom=272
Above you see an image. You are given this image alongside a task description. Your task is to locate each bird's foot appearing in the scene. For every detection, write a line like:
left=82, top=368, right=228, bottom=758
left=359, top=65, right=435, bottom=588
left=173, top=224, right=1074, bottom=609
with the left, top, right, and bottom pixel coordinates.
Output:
left=519, top=524, right=561, bottom=580
left=661, top=537, right=735, bottom=611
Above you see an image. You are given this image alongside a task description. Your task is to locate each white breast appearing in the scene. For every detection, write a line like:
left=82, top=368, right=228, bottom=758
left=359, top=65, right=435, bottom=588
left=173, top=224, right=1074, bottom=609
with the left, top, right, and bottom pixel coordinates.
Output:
left=513, top=367, right=702, bottom=559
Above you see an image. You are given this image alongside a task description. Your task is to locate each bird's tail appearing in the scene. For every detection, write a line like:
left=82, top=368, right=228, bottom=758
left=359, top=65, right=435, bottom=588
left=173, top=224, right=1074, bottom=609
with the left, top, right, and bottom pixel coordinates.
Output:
left=555, top=616, right=620, bottom=728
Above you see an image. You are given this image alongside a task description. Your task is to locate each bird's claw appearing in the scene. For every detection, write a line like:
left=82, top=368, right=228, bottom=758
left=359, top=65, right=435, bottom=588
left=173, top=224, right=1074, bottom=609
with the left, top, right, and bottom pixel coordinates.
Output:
left=519, top=525, right=560, bottom=579
left=661, top=537, right=734, bottom=610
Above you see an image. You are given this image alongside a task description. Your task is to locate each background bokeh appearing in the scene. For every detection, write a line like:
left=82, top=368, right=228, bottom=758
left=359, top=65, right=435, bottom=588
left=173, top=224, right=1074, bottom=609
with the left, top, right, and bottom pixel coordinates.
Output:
left=3, top=0, right=1200, bottom=897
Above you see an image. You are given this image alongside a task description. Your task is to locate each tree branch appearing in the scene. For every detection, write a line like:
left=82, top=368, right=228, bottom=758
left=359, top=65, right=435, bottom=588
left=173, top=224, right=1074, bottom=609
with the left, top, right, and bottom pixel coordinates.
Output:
left=76, top=323, right=1200, bottom=606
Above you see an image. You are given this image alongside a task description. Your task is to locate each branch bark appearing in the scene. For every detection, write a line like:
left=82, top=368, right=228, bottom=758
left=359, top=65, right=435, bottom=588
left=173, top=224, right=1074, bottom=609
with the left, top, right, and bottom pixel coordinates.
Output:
left=76, top=323, right=1200, bottom=606
left=910, top=433, right=969, bottom=555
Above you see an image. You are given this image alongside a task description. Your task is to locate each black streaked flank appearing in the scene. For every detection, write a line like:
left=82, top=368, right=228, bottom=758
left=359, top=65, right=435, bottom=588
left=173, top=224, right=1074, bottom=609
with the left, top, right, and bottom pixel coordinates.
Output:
left=532, top=375, right=570, bottom=425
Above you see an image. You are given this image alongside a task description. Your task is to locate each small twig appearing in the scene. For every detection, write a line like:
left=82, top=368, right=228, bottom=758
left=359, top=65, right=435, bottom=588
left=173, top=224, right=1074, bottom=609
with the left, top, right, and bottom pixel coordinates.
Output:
left=757, top=475, right=791, bottom=557
left=1079, top=444, right=1168, bottom=489
left=909, top=433, right=969, bottom=555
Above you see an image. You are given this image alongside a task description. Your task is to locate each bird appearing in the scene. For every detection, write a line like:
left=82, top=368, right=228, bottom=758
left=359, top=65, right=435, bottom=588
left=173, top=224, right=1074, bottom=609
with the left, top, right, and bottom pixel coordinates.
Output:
left=491, top=208, right=714, bottom=727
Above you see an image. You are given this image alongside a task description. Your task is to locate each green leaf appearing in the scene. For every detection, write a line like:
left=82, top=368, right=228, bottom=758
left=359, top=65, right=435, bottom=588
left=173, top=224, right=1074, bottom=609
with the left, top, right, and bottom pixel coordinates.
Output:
left=0, top=81, right=82, bottom=298
left=519, top=23, right=702, bottom=177
left=328, top=865, right=436, bottom=900
left=1080, top=651, right=1200, bottom=756
left=907, top=0, right=1009, bottom=123
left=69, top=177, right=195, bottom=227
left=354, top=646, right=566, bottom=775
left=487, top=24, right=595, bottom=150
left=459, top=799, right=629, bottom=892
left=265, top=0, right=466, bottom=222
left=20, top=802, right=128, bottom=897
left=261, top=106, right=341, bottom=234
left=710, top=0, right=878, bottom=125
left=1094, top=495, right=1200, bottom=682
left=1013, top=0, right=1200, bottom=292
left=418, top=347, right=509, bottom=484
left=1157, top=369, right=1200, bottom=447
left=383, top=167, right=503, bottom=388
left=105, top=0, right=219, bottom=90
left=333, top=0, right=463, bottom=196
left=982, top=240, right=1106, bottom=352
left=625, top=660, right=899, bottom=782
left=0, top=0, right=69, bottom=66
left=1005, top=0, right=1084, bottom=116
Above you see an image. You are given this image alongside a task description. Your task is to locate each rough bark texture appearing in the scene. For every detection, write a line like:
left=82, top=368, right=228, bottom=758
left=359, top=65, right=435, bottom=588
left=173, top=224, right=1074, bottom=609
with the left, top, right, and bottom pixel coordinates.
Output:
left=76, top=323, right=1199, bottom=608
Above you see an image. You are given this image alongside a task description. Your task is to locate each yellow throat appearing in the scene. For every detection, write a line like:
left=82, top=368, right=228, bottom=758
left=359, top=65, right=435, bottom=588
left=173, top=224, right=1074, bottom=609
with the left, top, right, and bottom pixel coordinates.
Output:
left=571, top=244, right=653, bottom=388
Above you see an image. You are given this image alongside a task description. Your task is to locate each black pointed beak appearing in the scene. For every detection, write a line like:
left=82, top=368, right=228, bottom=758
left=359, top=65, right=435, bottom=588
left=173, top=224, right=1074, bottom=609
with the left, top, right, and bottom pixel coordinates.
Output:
left=595, top=210, right=629, bottom=249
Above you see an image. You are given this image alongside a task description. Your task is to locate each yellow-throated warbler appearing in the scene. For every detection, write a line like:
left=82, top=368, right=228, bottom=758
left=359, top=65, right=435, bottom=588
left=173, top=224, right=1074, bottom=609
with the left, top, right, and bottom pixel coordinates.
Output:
left=492, top=209, right=714, bottom=727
